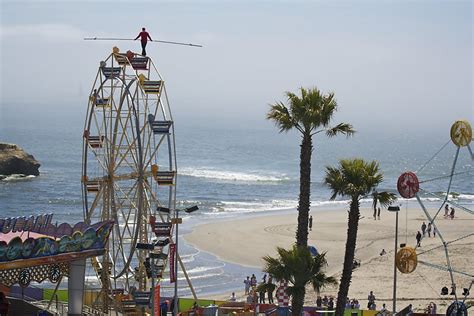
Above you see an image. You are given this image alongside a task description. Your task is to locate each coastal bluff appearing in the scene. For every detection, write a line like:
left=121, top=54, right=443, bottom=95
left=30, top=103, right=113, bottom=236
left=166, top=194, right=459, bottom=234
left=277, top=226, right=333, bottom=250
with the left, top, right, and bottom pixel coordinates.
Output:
left=0, top=143, right=40, bottom=177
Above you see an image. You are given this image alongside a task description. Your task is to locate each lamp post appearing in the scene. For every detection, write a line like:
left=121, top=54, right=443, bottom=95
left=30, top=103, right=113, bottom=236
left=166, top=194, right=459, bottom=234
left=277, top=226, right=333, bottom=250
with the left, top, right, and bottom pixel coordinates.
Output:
left=388, top=205, right=400, bottom=314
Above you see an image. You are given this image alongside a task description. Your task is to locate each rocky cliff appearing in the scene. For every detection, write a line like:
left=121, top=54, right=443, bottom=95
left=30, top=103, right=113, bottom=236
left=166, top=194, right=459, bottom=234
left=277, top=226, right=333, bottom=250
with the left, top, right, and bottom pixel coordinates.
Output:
left=0, top=143, right=40, bottom=177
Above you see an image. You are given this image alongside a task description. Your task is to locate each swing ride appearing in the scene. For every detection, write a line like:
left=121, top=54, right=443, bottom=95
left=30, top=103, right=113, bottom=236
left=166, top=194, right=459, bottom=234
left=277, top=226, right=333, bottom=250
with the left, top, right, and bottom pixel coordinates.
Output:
left=396, top=120, right=473, bottom=315
left=81, top=46, right=195, bottom=313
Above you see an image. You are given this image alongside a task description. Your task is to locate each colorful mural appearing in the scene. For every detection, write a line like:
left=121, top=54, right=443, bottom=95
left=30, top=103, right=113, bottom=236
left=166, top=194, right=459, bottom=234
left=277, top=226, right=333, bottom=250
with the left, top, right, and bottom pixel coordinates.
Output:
left=0, top=221, right=113, bottom=263
left=0, top=216, right=114, bottom=287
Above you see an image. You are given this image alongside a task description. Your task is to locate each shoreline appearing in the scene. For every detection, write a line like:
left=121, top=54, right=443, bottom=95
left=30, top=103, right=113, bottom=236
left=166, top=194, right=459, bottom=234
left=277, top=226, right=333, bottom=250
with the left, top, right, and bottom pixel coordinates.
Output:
left=184, top=205, right=474, bottom=311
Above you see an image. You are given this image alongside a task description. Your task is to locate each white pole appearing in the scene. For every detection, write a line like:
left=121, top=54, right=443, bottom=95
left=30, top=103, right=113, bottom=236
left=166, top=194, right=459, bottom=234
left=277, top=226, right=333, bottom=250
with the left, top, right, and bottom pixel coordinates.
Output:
left=393, top=211, right=398, bottom=314
left=68, top=259, right=86, bottom=316
left=151, top=257, right=155, bottom=316
left=174, top=209, right=179, bottom=316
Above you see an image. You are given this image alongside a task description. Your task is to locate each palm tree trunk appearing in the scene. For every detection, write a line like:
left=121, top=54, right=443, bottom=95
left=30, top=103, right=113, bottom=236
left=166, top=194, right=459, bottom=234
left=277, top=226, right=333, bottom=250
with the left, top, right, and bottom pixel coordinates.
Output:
left=372, top=195, right=378, bottom=219
left=296, top=132, right=312, bottom=247
left=291, top=287, right=305, bottom=316
left=335, top=197, right=360, bottom=316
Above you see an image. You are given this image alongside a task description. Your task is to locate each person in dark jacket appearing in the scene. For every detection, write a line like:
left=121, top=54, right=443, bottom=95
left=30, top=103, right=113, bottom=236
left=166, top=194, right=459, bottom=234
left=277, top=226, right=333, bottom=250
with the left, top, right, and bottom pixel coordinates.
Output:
left=416, top=231, right=422, bottom=247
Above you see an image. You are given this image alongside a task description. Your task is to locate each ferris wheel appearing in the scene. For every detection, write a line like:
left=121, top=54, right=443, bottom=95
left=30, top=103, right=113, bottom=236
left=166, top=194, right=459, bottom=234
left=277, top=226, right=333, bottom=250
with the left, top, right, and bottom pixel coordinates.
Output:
left=81, top=48, right=177, bottom=304
left=396, top=120, right=473, bottom=315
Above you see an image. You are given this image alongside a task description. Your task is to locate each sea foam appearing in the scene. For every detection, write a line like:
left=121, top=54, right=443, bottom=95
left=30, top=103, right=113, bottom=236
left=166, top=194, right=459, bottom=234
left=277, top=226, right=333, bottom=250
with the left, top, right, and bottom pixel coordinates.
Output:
left=179, top=167, right=290, bottom=183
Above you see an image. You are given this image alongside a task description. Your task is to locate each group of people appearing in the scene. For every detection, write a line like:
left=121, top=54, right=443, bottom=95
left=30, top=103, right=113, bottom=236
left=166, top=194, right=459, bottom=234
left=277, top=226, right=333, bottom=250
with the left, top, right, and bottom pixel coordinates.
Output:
left=316, top=291, right=376, bottom=311
left=240, top=273, right=274, bottom=305
left=444, top=204, right=456, bottom=219
left=316, top=295, right=335, bottom=310
left=345, top=297, right=361, bottom=310
left=417, top=218, right=441, bottom=247
left=243, top=274, right=258, bottom=294
left=426, top=302, right=437, bottom=314
left=415, top=204, right=458, bottom=247
left=421, top=221, right=436, bottom=238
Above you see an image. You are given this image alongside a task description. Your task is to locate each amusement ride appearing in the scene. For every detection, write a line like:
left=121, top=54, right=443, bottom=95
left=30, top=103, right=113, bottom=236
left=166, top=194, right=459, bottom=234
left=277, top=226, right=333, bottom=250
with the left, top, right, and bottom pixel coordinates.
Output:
left=396, top=120, right=473, bottom=315
left=81, top=47, right=196, bottom=313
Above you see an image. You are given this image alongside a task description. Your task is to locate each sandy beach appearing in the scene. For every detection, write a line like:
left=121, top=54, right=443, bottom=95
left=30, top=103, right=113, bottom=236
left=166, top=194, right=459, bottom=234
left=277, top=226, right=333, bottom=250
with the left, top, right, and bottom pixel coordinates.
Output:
left=184, top=205, right=474, bottom=313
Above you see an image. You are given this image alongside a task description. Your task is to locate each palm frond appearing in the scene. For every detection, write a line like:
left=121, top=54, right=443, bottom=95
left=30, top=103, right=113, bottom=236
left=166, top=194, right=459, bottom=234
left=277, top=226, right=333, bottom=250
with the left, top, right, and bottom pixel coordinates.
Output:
left=267, top=102, right=297, bottom=133
left=325, top=123, right=355, bottom=138
left=262, top=245, right=335, bottom=299
left=324, top=166, right=344, bottom=200
left=325, top=158, right=386, bottom=199
left=268, top=87, right=353, bottom=136
left=374, top=191, right=397, bottom=207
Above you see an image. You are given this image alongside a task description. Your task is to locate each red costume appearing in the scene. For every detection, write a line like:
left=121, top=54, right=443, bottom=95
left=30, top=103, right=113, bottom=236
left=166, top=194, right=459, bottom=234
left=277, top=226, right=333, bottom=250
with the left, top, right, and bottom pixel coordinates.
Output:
left=135, top=29, right=152, bottom=56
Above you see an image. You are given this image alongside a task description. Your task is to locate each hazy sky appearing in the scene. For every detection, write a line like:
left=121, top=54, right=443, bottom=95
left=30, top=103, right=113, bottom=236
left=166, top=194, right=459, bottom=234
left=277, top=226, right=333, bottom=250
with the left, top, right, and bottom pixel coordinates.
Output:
left=0, top=0, right=472, bottom=133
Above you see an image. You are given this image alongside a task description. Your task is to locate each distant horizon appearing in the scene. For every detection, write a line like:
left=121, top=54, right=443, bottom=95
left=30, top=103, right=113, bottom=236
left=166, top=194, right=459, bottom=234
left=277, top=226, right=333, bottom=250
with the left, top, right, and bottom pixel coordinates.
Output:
left=0, top=98, right=470, bottom=138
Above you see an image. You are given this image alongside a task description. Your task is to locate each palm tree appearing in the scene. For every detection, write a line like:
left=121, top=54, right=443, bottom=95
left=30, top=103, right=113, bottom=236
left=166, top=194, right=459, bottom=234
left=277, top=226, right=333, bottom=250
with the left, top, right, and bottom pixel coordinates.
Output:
left=324, top=159, right=396, bottom=316
left=267, top=87, right=355, bottom=247
left=262, top=246, right=337, bottom=316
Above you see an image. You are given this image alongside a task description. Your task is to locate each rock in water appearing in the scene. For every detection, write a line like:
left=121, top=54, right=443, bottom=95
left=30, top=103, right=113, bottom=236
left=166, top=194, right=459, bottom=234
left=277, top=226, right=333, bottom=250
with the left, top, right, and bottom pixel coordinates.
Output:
left=0, top=143, right=40, bottom=176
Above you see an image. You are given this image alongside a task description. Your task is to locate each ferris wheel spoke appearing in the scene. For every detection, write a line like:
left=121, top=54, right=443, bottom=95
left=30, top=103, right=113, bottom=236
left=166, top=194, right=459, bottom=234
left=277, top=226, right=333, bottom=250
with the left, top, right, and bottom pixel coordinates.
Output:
left=111, top=171, right=152, bottom=181
left=419, top=189, right=474, bottom=216
left=143, top=180, right=169, bottom=223
left=113, top=181, right=140, bottom=236
left=417, top=260, right=474, bottom=278
left=84, top=187, right=104, bottom=222
left=113, top=113, right=140, bottom=171
left=143, top=105, right=159, bottom=155
left=86, top=148, right=109, bottom=175
left=145, top=135, right=167, bottom=168
left=111, top=235, right=128, bottom=268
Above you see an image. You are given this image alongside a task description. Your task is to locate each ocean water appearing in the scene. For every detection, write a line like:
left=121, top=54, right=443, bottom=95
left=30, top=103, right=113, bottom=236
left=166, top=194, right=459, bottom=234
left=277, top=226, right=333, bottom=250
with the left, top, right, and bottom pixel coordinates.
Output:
left=1, top=106, right=473, bottom=297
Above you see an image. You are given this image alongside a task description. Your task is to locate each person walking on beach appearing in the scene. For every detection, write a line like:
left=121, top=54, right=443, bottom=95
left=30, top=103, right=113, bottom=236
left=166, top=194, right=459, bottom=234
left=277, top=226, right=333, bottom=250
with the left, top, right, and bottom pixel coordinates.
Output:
left=444, top=204, right=450, bottom=218
left=377, top=207, right=381, bottom=220
left=450, top=207, right=455, bottom=219
left=135, top=27, right=152, bottom=56
left=427, top=222, right=432, bottom=237
left=244, top=276, right=250, bottom=294
left=421, top=222, right=427, bottom=236
left=309, top=215, right=313, bottom=231
left=416, top=231, right=422, bottom=247
left=367, top=291, right=375, bottom=309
